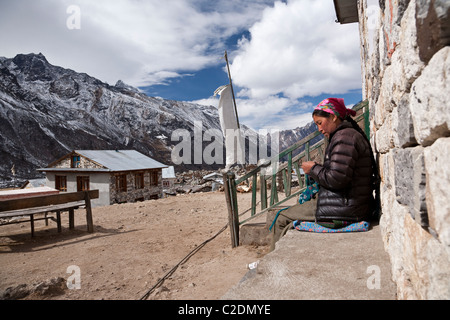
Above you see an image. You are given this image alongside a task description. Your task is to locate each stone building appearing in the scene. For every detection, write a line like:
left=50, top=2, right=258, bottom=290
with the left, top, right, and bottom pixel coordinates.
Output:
left=335, top=0, right=449, bottom=299
left=39, top=150, right=167, bottom=207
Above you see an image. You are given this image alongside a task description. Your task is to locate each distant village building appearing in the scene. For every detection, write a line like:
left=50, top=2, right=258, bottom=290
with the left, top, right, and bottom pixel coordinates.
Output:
left=162, top=166, right=176, bottom=191
left=39, top=150, right=167, bottom=207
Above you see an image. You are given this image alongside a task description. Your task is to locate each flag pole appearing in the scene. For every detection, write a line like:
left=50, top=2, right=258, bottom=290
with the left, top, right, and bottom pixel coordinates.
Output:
left=224, top=51, right=240, bottom=129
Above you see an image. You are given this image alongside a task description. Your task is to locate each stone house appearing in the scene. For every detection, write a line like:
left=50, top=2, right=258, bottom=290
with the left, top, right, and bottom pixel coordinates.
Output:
left=162, top=166, right=176, bottom=189
left=161, top=166, right=176, bottom=196
left=39, top=150, right=167, bottom=207
left=335, top=0, right=449, bottom=299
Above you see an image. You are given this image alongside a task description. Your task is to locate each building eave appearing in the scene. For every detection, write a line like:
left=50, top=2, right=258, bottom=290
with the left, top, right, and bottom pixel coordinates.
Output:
left=37, top=168, right=111, bottom=173
left=333, top=0, right=359, bottom=24
left=37, top=167, right=165, bottom=173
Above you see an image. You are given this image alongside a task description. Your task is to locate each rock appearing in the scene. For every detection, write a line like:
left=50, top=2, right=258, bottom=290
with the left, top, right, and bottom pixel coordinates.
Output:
left=191, top=184, right=212, bottom=193
left=0, top=277, right=66, bottom=300
left=375, top=113, right=394, bottom=154
left=0, top=284, right=30, bottom=300
left=393, top=146, right=428, bottom=227
left=410, top=47, right=450, bottom=146
left=391, top=95, right=417, bottom=148
left=424, top=137, right=450, bottom=247
left=239, top=223, right=270, bottom=246
left=399, top=1, right=424, bottom=86
left=32, top=277, right=66, bottom=297
left=415, top=0, right=450, bottom=64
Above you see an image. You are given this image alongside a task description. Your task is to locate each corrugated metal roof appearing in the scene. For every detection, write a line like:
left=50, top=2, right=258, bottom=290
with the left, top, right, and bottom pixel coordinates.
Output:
left=38, top=168, right=110, bottom=173
left=75, top=150, right=167, bottom=171
left=162, top=166, right=175, bottom=179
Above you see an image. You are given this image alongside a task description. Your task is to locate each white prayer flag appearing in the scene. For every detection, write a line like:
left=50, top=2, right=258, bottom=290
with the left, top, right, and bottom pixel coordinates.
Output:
left=214, top=85, right=244, bottom=167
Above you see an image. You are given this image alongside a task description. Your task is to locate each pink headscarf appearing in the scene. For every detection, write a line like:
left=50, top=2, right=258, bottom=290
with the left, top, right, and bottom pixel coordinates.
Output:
left=314, top=98, right=356, bottom=119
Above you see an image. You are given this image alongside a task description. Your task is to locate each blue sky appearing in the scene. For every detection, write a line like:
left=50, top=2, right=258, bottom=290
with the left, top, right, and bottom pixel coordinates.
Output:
left=0, top=0, right=363, bottom=130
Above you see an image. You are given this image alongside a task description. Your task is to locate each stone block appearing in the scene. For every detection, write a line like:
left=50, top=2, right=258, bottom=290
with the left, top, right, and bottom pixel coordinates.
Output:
left=424, top=137, right=450, bottom=247
left=377, top=16, right=388, bottom=74
left=379, top=198, right=408, bottom=292
left=416, top=0, right=450, bottom=64
left=400, top=0, right=424, bottom=86
left=392, top=95, right=417, bottom=148
left=393, top=146, right=428, bottom=227
left=374, top=95, right=386, bottom=129
left=425, top=233, right=450, bottom=299
left=379, top=64, right=397, bottom=112
left=410, top=47, right=450, bottom=146
left=381, top=0, right=402, bottom=63
left=400, top=213, right=434, bottom=299
left=239, top=223, right=270, bottom=246
left=379, top=151, right=395, bottom=192
left=375, top=113, right=394, bottom=153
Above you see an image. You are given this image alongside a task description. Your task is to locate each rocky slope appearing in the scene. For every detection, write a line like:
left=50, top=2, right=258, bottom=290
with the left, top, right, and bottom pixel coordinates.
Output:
left=0, top=53, right=317, bottom=187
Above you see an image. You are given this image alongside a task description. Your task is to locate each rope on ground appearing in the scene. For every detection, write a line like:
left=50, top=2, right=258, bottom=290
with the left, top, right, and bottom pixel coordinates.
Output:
left=138, top=200, right=260, bottom=300
left=139, top=223, right=228, bottom=300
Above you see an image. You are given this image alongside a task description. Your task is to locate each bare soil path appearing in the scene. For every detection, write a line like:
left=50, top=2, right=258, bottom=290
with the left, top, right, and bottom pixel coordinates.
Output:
left=0, top=191, right=267, bottom=300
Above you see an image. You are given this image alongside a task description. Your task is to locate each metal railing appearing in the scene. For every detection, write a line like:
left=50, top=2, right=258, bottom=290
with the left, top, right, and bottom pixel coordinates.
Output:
left=223, top=100, right=369, bottom=247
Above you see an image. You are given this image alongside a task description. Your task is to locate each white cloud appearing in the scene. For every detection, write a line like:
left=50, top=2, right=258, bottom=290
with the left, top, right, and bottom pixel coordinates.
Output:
left=0, top=0, right=274, bottom=86
left=217, top=0, right=362, bottom=130
left=194, top=91, right=314, bottom=131
left=237, top=97, right=313, bottom=130
left=230, top=0, right=361, bottom=100
left=191, top=96, right=217, bottom=105
left=260, top=112, right=314, bottom=131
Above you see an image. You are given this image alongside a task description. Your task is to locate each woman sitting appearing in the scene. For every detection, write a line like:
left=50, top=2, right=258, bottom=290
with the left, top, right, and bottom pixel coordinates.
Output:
left=270, top=98, right=378, bottom=251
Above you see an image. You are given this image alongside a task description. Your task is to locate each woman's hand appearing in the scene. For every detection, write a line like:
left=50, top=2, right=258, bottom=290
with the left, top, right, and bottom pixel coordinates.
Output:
left=301, top=161, right=316, bottom=175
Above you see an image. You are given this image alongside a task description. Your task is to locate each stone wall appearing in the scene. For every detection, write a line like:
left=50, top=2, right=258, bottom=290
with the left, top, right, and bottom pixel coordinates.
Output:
left=53, top=153, right=104, bottom=169
left=109, top=170, right=163, bottom=204
left=358, top=0, right=449, bottom=299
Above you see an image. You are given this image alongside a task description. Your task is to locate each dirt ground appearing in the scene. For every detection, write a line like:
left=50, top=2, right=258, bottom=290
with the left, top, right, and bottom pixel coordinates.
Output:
left=0, top=191, right=268, bottom=300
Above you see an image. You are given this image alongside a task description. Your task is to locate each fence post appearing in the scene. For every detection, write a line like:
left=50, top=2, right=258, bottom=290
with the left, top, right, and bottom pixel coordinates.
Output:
left=84, top=191, right=94, bottom=233
left=223, top=172, right=239, bottom=247
left=260, top=172, right=267, bottom=210
left=251, top=173, right=257, bottom=216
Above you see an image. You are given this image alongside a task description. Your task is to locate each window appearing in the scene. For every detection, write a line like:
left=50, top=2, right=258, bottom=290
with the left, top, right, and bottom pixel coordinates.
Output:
left=135, top=172, right=144, bottom=189
left=76, top=176, right=89, bottom=191
left=116, top=174, right=127, bottom=192
left=150, top=170, right=158, bottom=186
left=72, top=155, right=81, bottom=168
left=55, top=175, right=67, bottom=192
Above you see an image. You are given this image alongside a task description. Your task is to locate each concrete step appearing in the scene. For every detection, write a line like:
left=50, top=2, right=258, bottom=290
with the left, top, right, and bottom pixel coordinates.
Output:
left=239, top=206, right=288, bottom=246
left=224, top=223, right=396, bottom=300
left=239, top=223, right=270, bottom=246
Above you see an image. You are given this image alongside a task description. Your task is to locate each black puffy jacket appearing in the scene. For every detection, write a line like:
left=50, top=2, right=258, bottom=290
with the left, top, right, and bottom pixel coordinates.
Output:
left=309, top=121, right=373, bottom=222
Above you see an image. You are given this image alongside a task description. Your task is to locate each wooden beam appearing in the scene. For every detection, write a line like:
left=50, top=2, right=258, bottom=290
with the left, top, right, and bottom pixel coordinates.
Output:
left=0, top=190, right=99, bottom=212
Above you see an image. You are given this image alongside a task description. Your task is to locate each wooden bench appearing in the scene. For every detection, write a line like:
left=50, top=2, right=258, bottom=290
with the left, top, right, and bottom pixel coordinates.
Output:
left=0, top=190, right=99, bottom=237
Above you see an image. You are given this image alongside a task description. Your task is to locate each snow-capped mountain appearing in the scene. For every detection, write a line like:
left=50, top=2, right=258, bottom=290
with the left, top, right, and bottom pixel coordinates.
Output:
left=0, top=53, right=317, bottom=187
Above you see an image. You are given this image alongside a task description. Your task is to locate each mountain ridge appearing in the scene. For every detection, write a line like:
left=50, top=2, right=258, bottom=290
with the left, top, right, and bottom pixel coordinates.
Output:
left=0, top=53, right=317, bottom=187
